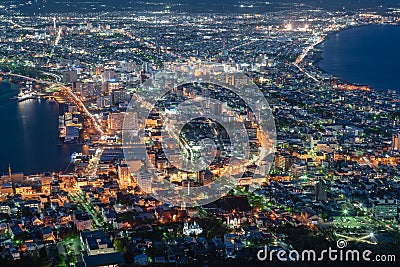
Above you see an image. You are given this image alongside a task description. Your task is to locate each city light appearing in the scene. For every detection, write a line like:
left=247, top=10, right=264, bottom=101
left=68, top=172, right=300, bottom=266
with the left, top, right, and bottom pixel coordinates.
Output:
left=0, top=1, right=399, bottom=266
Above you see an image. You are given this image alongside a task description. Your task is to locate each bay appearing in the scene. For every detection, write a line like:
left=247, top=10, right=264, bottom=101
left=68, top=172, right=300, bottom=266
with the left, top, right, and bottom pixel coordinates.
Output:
left=0, top=81, right=82, bottom=175
left=319, top=24, right=400, bottom=92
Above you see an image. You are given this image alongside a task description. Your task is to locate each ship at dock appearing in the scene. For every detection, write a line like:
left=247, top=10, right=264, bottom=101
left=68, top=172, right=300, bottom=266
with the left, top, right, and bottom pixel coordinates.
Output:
left=16, top=82, right=37, bottom=102
left=17, top=90, right=37, bottom=102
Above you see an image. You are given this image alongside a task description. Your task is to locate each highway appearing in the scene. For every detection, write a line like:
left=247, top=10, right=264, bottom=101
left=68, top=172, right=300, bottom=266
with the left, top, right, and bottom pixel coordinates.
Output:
left=293, top=35, right=325, bottom=83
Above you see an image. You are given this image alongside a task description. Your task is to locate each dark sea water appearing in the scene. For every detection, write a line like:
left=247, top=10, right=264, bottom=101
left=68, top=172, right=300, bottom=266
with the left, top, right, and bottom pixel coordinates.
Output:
left=319, top=24, right=400, bottom=92
left=0, top=81, right=81, bottom=175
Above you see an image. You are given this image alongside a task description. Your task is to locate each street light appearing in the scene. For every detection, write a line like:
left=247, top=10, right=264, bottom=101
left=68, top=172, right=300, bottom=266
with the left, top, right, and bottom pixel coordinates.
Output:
left=343, top=209, right=348, bottom=216
left=369, top=232, right=374, bottom=237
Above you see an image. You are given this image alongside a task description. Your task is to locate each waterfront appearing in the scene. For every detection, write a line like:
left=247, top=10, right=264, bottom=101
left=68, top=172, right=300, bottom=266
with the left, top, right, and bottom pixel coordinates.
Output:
left=0, top=3, right=400, bottom=266
left=319, top=24, right=400, bottom=92
left=0, top=81, right=81, bottom=174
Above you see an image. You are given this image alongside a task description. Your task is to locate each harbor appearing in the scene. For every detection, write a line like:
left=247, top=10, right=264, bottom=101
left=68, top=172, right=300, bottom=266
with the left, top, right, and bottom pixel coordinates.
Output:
left=0, top=80, right=83, bottom=174
left=0, top=70, right=100, bottom=175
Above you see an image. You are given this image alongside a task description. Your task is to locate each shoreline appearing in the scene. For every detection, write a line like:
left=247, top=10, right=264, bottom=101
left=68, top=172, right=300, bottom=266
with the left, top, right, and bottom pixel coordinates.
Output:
left=0, top=80, right=82, bottom=176
left=310, top=23, right=400, bottom=92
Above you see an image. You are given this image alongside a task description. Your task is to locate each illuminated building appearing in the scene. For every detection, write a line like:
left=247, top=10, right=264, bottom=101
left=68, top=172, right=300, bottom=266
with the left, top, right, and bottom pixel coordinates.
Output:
left=226, top=215, right=241, bottom=229
left=183, top=220, right=203, bottom=236
left=95, top=65, right=104, bottom=76
left=80, top=230, right=114, bottom=256
left=392, top=133, right=400, bottom=151
left=112, top=90, right=130, bottom=105
left=103, top=80, right=120, bottom=94
left=96, top=95, right=112, bottom=108
left=118, top=163, right=132, bottom=189
left=372, top=199, right=398, bottom=219
left=62, top=70, right=78, bottom=83
left=107, top=113, right=125, bottom=131
left=73, top=211, right=92, bottom=231
left=138, top=171, right=152, bottom=194
left=65, top=125, right=80, bottom=141
left=100, top=70, right=116, bottom=83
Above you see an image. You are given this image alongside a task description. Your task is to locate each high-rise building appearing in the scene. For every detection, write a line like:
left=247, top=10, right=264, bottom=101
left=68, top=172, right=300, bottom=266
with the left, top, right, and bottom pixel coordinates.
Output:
left=209, top=101, right=223, bottom=115
left=123, top=112, right=138, bottom=133
left=96, top=96, right=112, bottom=109
left=95, top=65, right=104, bottom=76
left=102, top=80, right=120, bottom=94
left=138, top=171, right=152, bottom=194
left=72, top=81, right=82, bottom=93
left=112, top=90, right=130, bottom=105
left=392, top=133, right=400, bottom=151
left=118, top=163, right=132, bottom=189
left=92, top=83, right=102, bottom=97
left=101, top=70, right=116, bottom=83
left=107, top=113, right=125, bottom=131
left=65, top=125, right=80, bottom=141
left=80, top=82, right=94, bottom=98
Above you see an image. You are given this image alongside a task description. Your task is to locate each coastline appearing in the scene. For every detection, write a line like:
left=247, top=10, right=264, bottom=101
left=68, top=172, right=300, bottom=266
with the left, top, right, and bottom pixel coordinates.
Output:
left=310, top=23, right=400, bottom=92
left=1, top=22, right=398, bottom=176
left=0, top=80, right=82, bottom=175
left=311, top=25, right=370, bottom=71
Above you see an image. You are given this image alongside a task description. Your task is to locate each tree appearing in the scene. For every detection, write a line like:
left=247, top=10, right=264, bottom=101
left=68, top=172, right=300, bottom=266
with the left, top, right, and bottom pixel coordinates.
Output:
left=113, top=238, right=127, bottom=254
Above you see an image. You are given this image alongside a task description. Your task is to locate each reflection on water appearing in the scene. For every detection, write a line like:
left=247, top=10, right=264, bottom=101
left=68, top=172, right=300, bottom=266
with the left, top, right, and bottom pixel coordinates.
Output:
left=0, top=81, right=82, bottom=174
left=319, top=24, right=400, bottom=92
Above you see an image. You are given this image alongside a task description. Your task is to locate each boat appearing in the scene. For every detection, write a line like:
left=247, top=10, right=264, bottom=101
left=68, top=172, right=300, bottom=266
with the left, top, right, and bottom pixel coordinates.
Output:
left=16, top=88, right=37, bottom=102
left=70, top=152, right=83, bottom=163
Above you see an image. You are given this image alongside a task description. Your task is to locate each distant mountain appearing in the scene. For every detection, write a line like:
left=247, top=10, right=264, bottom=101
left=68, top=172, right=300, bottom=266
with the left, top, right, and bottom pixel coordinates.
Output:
left=10, top=0, right=400, bottom=14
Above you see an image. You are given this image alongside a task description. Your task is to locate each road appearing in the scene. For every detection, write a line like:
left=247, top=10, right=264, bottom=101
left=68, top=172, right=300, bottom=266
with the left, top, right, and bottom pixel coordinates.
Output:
left=48, top=27, right=63, bottom=62
left=134, top=92, right=195, bottom=165
left=86, top=147, right=105, bottom=177
left=69, top=192, right=106, bottom=229
left=0, top=71, right=105, bottom=135
left=293, top=35, right=325, bottom=83
left=229, top=38, right=259, bottom=52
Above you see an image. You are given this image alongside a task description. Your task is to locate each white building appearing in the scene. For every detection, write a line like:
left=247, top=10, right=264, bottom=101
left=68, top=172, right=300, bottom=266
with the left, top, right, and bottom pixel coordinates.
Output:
left=183, top=221, right=203, bottom=236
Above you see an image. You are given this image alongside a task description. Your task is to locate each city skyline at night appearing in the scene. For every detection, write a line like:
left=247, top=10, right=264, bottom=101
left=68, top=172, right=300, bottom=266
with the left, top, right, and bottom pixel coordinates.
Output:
left=0, top=1, right=399, bottom=266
